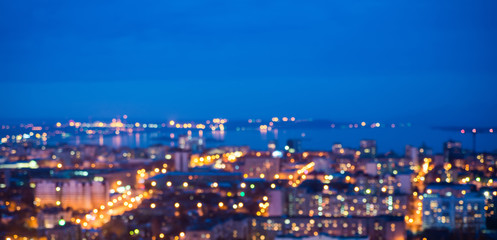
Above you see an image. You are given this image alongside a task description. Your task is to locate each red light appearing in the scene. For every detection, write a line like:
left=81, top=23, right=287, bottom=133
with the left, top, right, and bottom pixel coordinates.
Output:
left=472, top=128, right=477, bottom=133
left=461, top=129, right=465, bottom=134
left=490, top=129, right=494, bottom=133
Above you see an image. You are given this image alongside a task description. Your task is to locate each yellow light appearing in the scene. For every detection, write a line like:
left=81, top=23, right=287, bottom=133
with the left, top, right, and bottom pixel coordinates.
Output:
left=150, top=203, right=156, bottom=209
left=197, top=202, right=202, bottom=208
left=174, top=202, right=180, bottom=208
left=218, top=202, right=224, bottom=208
left=183, top=182, right=188, bottom=187
left=169, top=120, right=175, bottom=126
left=151, top=181, right=157, bottom=187
left=56, top=122, right=62, bottom=127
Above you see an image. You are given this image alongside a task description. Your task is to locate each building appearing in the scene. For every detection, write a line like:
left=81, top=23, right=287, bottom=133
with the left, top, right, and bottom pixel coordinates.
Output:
left=185, top=216, right=249, bottom=240
left=31, top=170, right=131, bottom=211
left=174, top=151, right=190, bottom=172
left=286, top=139, right=302, bottom=153
left=34, top=177, right=109, bottom=211
left=269, top=186, right=408, bottom=218
left=243, top=157, right=281, bottom=181
left=276, top=234, right=369, bottom=240
left=422, top=193, right=486, bottom=231
left=443, top=140, right=463, bottom=164
left=37, top=207, right=72, bottom=229
left=405, top=145, right=419, bottom=169
left=147, top=171, right=243, bottom=189
left=249, top=216, right=405, bottom=240
left=360, top=140, right=376, bottom=159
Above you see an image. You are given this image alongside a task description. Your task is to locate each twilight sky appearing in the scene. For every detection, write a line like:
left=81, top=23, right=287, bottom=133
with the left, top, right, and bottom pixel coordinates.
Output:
left=1, top=0, right=496, bottom=126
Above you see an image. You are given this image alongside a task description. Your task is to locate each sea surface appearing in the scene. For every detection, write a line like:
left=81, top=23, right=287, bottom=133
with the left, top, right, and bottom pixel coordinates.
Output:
left=55, top=126, right=497, bottom=154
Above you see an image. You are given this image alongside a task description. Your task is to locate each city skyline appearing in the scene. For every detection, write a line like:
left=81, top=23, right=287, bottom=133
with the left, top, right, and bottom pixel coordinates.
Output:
left=1, top=2, right=497, bottom=238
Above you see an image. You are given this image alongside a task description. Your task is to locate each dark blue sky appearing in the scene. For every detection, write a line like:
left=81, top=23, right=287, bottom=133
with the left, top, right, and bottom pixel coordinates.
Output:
left=1, top=1, right=496, bottom=126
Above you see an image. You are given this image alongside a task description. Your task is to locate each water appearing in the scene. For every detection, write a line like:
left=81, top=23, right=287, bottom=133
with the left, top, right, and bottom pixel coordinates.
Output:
left=56, top=126, right=497, bottom=154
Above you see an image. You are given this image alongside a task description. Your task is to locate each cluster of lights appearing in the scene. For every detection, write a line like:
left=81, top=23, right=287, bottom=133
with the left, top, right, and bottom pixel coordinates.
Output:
left=297, top=162, right=315, bottom=175
left=256, top=196, right=270, bottom=216
left=170, top=120, right=206, bottom=129
left=191, top=151, right=243, bottom=168
left=1, top=132, right=49, bottom=144
left=82, top=189, right=151, bottom=229
left=460, top=128, right=494, bottom=134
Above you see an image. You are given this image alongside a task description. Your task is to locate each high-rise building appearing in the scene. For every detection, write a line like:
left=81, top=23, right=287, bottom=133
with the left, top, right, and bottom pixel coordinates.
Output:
left=360, top=140, right=376, bottom=159
left=405, top=145, right=419, bottom=168
left=286, top=139, right=302, bottom=153
left=443, top=140, right=463, bottom=164
left=422, top=193, right=486, bottom=231
left=174, top=151, right=190, bottom=172
left=33, top=178, right=109, bottom=211
left=243, top=157, right=281, bottom=180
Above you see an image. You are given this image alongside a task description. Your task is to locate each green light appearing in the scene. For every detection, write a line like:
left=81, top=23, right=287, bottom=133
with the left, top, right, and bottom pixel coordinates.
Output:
left=58, top=219, right=66, bottom=226
left=240, top=192, right=245, bottom=197
left=250, top=184, right=255, bottom=189
left=134, top=229, right=139, bottom=234
left=130, top=231, right=134, bottom=235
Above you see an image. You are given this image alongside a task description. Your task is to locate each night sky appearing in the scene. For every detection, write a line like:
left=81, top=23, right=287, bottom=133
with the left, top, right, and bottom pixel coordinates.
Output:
left=1, top=1, right=496, bottom=126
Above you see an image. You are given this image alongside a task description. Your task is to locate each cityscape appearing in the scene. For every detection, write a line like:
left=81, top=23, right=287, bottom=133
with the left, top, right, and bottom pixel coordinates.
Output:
left=0, top=118, right=496, bottom=239
left=1, top=1, right=497, bottom=240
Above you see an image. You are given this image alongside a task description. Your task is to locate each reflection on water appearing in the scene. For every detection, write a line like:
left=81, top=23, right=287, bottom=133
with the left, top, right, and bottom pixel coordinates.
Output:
left=112, top=135, right=122, bottom=148
left=135, top=133, right=140, bottom=148
left=57, top=126, right=497, bottom=153
left=212, top=130, right=225, bottom=141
